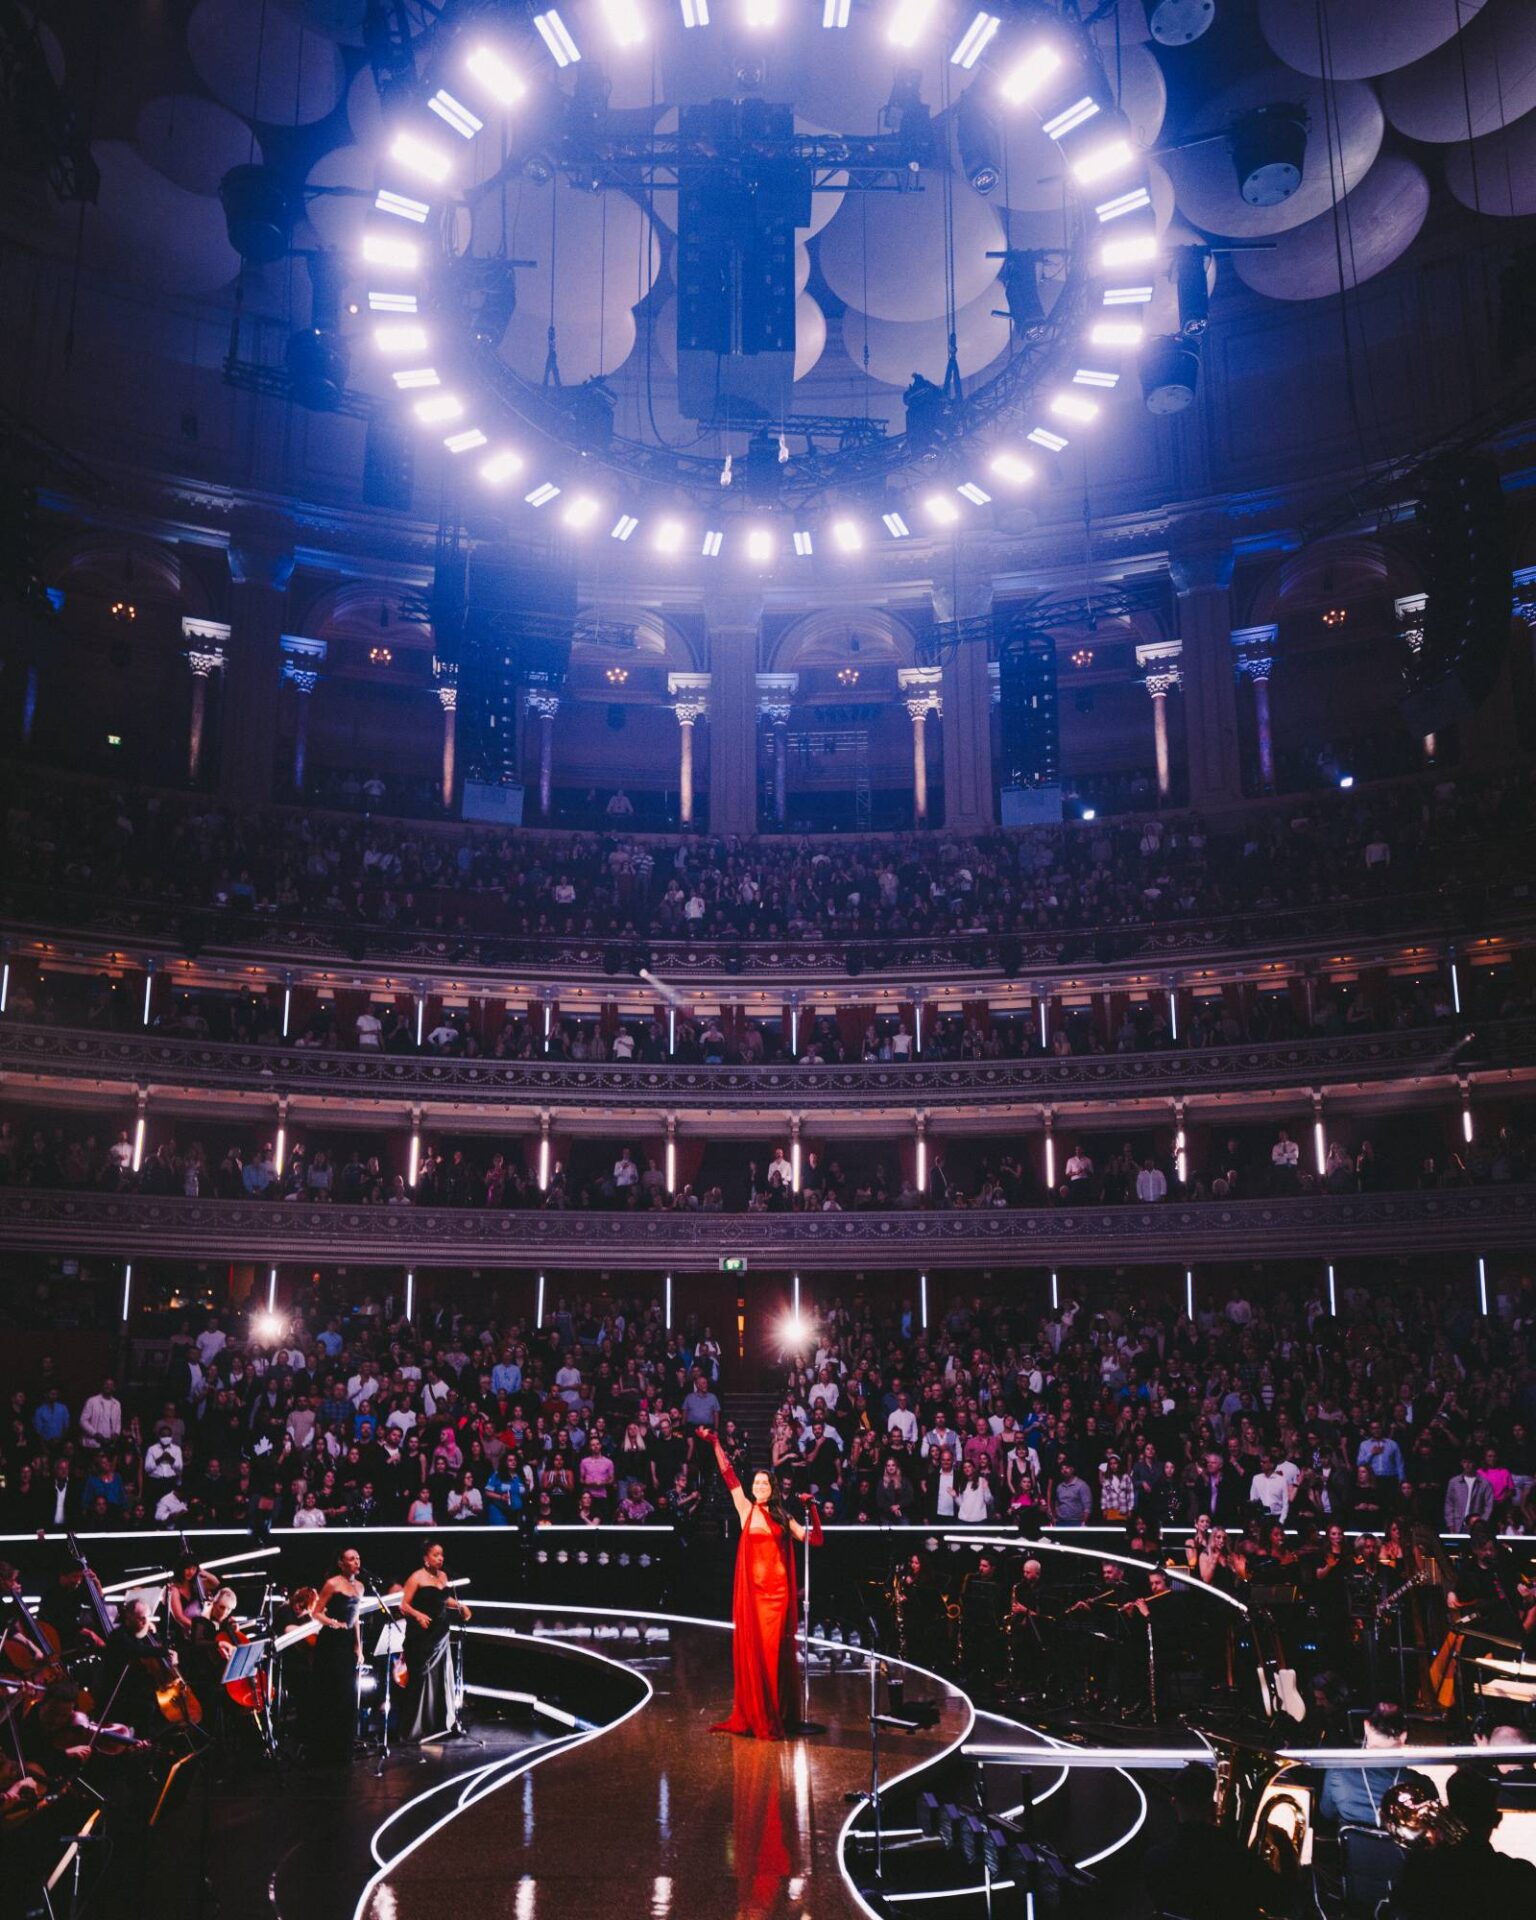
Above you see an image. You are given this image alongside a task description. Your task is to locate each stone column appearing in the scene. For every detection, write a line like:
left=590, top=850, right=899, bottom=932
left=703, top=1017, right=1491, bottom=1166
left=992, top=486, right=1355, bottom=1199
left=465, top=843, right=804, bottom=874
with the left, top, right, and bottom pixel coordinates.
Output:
left=704, top=596, right=761, bottom=838
left=898, top=666, right=943, bottom=826
left=668, top=672, right=711, bottom=828
left=1170, top=534, right=1242, bottom=810
left=756, top=672, right=798, bottom=827
left=222, top=514, right=295, bottom=804
left=181, top=619, right=228, bottom=786
left=1135, top=642, right=1182, bottom=803
left=436, top=682, right=458, bottom=811
left=1395, top=593, right=1437, bottom=762
left=935, top=573, right=997, bottom=831
left=525, top=689, right=560, bottom=819
left=1232, top=628, right=1278, bottom=793
left=280, top=638, right=326, bottom=796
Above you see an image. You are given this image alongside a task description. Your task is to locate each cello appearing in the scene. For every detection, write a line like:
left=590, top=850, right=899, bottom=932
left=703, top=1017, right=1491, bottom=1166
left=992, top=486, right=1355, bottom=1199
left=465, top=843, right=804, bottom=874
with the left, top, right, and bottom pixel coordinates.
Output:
left=66, top=1533, right=203, bottom=1729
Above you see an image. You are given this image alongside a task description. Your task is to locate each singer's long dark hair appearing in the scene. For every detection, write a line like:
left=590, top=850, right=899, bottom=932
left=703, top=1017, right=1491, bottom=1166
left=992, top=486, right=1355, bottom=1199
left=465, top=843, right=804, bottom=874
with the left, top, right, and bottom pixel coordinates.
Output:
left=750, top=1466, right=792, bottom=1533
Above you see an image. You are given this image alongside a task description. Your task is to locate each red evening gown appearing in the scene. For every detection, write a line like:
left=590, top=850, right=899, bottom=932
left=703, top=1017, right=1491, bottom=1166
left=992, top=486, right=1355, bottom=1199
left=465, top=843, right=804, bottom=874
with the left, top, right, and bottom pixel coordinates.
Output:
left=713, top=1503, right=799, bottom=1739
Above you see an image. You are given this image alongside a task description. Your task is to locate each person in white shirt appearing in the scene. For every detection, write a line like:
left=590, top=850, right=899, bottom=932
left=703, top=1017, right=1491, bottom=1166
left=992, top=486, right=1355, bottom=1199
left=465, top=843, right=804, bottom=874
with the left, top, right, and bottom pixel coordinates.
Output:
left=1250, top=1454, right=1290, bottom=1521
left=426, top=1019, right=460, bottom=1052
left=931, top=1448, right=960, bottom=1518
left=291, top=1492, right=326, bottom=1528
left=1135, top=1159, right=1168, bottom=1203
left=956, top=1464, right=994, bottom=1523
left=767, top=1147, right=793, bottom=1187
left=887, top=1394, right=918, bottom=1445
left=355, top=1008, right=383, bottom=1049
left=145, top=1430, right=183, bottom=1483
left=155, top=1486, right=190, bottom=1526
left=79, top=1379, right=122, bottom=1447
left=613, top=1148, right=639, bottom=1192
left=1064, top=1146, right=1094, bottom=1191
left=1270, top=1129, right=1300, bottom=1191
left=891, top=1022, right=914, bottom=1060
left=195, top=1322, right=227, bottom=1368
left=108, top=1130, right=134, bottom=1174
left=611, top=1028, right=635, bottom=1061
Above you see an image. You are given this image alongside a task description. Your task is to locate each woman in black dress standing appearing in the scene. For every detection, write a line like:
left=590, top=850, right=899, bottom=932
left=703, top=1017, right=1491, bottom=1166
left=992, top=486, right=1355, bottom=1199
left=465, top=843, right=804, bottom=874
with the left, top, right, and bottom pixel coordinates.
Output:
left=307, top=1546, right=365, bottom=1763
left=398, top=1540, right=472, bottom=1743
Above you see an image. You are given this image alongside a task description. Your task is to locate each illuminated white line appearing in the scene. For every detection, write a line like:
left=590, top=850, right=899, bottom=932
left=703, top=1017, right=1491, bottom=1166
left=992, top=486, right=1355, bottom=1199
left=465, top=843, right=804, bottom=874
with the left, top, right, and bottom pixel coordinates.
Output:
left=940, top=1531, right=1250, bottom=1613
left=463, top=1684, right=581, bottom=1726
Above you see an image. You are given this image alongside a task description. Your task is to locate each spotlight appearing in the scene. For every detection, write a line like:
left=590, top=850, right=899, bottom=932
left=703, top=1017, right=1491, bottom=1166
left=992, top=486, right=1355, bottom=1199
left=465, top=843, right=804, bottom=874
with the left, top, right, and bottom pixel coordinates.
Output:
left=746, top=527, right=774, bottom=563
left=1338, top=773, right=1354, bottom=789
left=903, top=372, right=949, bottom=453
left=988, top=249, right=1046, bottom=330
left=1101, top=232, right=1158, bottom=269
left=362, top=232, right=420, bottom=270
left=534, top=10, right=582, bottom=64
left=957, top=89, right=1002, bottom=195
left=777, top=1309, right=812, bottom=1351
left=1139, top=334, right=1200, bottom=414
left=832, top=519, right=863, bottom=552
left=479, top=449, right=524, bottom=484
left=390, top=130, right=453, bottom=184
left=466, top=45, right=528, bottom=107
left=1172, top=244, right=1212, bottom=333
left=251, top=1309, right=287, bottom=1344
left=990, top=450, right=1033, bottom=486
left=1073, top=135, right=1136, bottom=186
left=1232, top=103, right=1308, bottom=207
left=655, top=519, right=685, bottom=553
left=599, top=0, right=646, bottom=47
left=887, top=0, right=939, bottom=48
left=562, top=494, right=601, bottom=529
left=219, top=165, right=297, bottom=264
left=925, top=494, right=960, bottom=525
left=1147, top=0, right=1216, bottom=48
left=1091, top=320, right=1144, bottom=347
left=951, top=12, right=1000, bottom=69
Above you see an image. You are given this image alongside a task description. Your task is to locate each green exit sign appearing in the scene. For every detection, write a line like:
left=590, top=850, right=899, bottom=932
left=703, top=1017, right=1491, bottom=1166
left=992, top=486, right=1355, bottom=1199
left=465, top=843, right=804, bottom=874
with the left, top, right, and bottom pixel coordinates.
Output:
left=719, top=1256, right=748, bottom=1274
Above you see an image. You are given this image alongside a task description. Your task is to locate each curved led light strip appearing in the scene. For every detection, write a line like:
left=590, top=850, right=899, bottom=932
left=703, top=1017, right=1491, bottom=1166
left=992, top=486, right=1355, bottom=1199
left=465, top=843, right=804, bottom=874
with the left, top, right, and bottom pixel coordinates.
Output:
left=365, top=0, right=1160, bottom=563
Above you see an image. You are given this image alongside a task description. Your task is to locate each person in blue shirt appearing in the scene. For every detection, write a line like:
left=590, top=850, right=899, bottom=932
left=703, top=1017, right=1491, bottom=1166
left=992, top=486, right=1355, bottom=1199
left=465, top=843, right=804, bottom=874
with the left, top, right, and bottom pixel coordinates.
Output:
left=32, top=1388, right=70, bottom=1447
left=1356, top=1422, right=1405, bottom=1481
left=490, top=1351, right=522, bottom=1396
left=1319, top=1704, right=1433, bottom=1827
left=484, top=1462, right=524, bottom=1526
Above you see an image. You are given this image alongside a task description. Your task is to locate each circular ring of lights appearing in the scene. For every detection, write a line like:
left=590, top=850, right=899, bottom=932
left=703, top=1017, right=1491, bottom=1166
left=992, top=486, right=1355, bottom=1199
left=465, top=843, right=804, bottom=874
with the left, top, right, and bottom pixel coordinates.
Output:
left=362, top=0, right=1160, bottom=560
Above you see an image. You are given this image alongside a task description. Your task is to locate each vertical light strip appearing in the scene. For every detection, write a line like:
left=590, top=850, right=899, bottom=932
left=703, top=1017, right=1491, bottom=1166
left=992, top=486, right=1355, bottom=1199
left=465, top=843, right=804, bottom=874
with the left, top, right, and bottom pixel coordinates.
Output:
left=793, top=1272, right=801, bottom=1318
left=1043, top=1131, right=1056, bottom=1192
left=132, top=1116, right=146, bottom=1173
left=920, top=1272, right=928, bottom=1330
left=665, top=1273, right=673, bottom=1330
left=1478, top=1255, right=1489, bottom=1316
left=1450, top=961, right=1462, bottom=1016
left=405, top=1270, right=415, bottom=1321
left=666, top=1138, right=676, bottom=1194
left=1462, top=1098, right=1474, bottom=1144
left=1327, top=1263, right=1337, bottom=1315
left=536, top=1272, right=546, bottom=1328
left=1050, top=1270, right=1059, bottom=1311
left=121, top=1263, right=133, bottom=1324
left=1037, top=996, right=1049, bottom=1050
left=416, top=996, right=426, bottom=1047
left=543, top=1001, right=553, bottom=1043
left=790, top=1005, right=799, bottom=1055
left=1175, top=1128, right=1187, bottom=1185
left=914, top=1003, right=924, bottom=1053
left=1313, top=1119, right=1327, bottom=1176
left=274, top=1126, right=287, bottom=1176
left=1167, top=988, right=1178, bottom=1042
left=791, top=1138, right=801, bottom=1193
left=1, top=960, right=10, bottom=1013
left=282, top=986, right=292, bottom=1038
left=142, top=969, right=154, bottom=1026
left=267, top=1267, right=278, bottom=1312
left=667, top=1007, right=676, bottom=1056
left=1185, top=1269, right=1195, bottom=1320
left=915, top=1133, right=927, bottom=1190
left=409, top=1132, right=421, bottom=1187
left=538, top=1136, right=551, bottom=1191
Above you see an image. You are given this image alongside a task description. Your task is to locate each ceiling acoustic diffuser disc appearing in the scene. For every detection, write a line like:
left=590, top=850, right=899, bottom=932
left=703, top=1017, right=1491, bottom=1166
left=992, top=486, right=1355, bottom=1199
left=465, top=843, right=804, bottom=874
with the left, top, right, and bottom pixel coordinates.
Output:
left=1148, top=0, right=1217, bottom=47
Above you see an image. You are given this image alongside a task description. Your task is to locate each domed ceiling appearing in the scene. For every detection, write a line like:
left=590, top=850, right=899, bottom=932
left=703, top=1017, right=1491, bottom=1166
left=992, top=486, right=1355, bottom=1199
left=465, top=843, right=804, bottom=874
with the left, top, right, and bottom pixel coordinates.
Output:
left=4, top=0, right=1533, bottom=475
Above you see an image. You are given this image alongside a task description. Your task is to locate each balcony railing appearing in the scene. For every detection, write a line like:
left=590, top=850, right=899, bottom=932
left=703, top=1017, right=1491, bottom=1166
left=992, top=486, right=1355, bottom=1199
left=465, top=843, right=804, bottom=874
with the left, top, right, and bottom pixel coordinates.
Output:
left=2, top=1185, right=1530, bottom=1268
left=0, top=1018, right=1527, bottom=1109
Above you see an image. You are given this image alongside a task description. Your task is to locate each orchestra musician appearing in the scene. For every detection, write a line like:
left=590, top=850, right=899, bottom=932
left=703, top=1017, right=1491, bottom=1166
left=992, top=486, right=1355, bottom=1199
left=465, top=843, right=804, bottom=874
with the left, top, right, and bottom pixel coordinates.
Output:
left=1008, top=1557, right=1052, bottom=1694
left=164, top=1554, right=220, bottom=1647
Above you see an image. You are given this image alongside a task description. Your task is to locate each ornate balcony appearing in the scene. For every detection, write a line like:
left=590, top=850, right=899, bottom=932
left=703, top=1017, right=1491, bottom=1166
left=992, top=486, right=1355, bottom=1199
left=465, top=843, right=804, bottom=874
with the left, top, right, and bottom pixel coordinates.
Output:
left=1, top=1185, right=1530, bottom=1270
left=0, top=1018, right=1528, bottom=1112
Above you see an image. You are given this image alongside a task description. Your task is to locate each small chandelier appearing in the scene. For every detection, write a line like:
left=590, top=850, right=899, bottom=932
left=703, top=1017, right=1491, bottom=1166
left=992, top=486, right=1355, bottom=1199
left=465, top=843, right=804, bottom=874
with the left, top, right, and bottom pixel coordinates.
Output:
left=369, top=645, right=393, bottom=665
left=836, top=666, right=860, bottom=687
left=1070, top=647, right=1094, bottom=669
left=605, top=665, right=629, bottom=685
left=110, top=601, right=137, bottom=623
left=1322, top=608, right=1346, bottom=627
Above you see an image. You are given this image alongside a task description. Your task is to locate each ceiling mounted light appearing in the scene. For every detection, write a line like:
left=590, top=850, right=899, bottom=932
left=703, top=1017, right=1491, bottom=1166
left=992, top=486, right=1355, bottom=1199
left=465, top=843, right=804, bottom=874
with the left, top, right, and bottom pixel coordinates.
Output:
left=680, top=0, right=708, bottom=19
left=743, top=0, right=778, bottom=26
left=925, top=494, right=960, bottom=525
left=793, top=530, right=813, bottom=555
left=465, top=46, right=527, bottom=106
left=1100, top=232, right=1158, bottom=268
left=702, top=530, right=724, bottom=556
left=999, top=45, right=1062, bottom=107
left=1095, top=186, right=1152, bottom=223
left=1027, top=426, right=1068, bottom=451
left=1139, top=334, right=1200, bottom=414
left=375, top=189, right=430, bottom=224
left=534, top=10, right=582, bottom=64
left=883, top=512, right=911, bottom=538
left=990, top=451, right=1033, bottom=486
left=444, top=428, right=488, bottom=453
left=1073, top=137, right=1135, bottom=186
left=479, top=450, right=523, bottom=484
left=428, top=92, right=483, bottom=139
left=391, top=367, right=439, bottom=388
left=1073, top=368, right=1119, bottom=388
left=611, top=514, right=639, bottom=540
left=951, top=11, right=1000, bottom=68
left=888, top=0, right=939, bottom=48
left=367, top=291, right=417, bottom=313
left=525, top=482, right=561, bottom=507
left=218, top=165, right=297, bottom=264
left=606, top=664, right=630, bottom=683
left=746, top=528, right=775, bottom=562
left=1232, top=104, right=1308, bottom=208
left=837, top=666, right=861, bottom=686
left=1091, top=320, right=1145, bottom=347
left=832, top=520, right=863, bottom=552
left=600, top=0, right=646, bottom=46
left=957, top=481, right=991, bottom=504
left=1146, top=0, right=1215, bottom=49
left=957, top=90, right=1002, bottom=195
left=374, top=323, right=428, bottom=354
left=361, top=233, right=420, bottom=271
left=563, top=494, right=601, bottom=528
left=390, top=131, right=453, bottom=184
left=656, top=520, right=685, bottom=553
left=1049, top=392, right=1098, bottom=424
left=823, top=0, right=851, bottom=23
left=413, top=394, right=462, bottom=424
left=1042, top=96, right=1100, bottom=142
left=1103, top=284, right=1154, bottom=305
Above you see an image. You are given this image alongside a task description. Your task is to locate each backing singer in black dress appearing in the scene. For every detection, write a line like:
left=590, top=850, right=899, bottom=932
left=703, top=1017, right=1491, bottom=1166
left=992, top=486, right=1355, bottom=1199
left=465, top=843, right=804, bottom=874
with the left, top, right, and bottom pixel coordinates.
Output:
left=398, top=1540, right=471, bottom=1742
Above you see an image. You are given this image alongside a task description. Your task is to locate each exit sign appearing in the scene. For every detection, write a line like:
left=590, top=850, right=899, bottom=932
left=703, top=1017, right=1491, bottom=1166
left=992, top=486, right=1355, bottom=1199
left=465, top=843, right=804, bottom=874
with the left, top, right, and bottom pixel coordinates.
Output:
left=719, top=1256, right=748, bottom=1274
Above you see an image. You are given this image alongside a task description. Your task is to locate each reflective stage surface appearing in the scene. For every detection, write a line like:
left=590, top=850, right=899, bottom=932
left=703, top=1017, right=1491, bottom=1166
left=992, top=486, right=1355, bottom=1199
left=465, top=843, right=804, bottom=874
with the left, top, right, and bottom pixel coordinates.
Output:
left=359, top=1612, right=972, bottom=1920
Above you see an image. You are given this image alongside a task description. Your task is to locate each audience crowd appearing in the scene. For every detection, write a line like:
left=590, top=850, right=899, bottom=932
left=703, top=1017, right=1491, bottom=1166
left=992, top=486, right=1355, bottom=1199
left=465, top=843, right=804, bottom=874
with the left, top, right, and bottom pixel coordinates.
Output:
left=4, top=766, right=1531, bottom=963
left=4, top=1269, right=1534, bottom=1550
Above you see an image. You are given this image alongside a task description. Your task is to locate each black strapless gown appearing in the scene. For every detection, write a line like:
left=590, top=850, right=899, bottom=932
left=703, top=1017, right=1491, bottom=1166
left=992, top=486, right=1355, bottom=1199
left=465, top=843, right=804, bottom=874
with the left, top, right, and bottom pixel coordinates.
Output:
left=399, top=1583, right=452, bottom=1742
left=308, top=1587, right=362, bottom=1763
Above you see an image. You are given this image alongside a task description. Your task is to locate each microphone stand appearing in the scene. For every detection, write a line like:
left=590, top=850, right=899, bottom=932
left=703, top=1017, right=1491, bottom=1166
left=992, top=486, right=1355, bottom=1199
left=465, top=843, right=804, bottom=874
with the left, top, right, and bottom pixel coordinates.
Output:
left=360, top=1570, right=397, bottom=1777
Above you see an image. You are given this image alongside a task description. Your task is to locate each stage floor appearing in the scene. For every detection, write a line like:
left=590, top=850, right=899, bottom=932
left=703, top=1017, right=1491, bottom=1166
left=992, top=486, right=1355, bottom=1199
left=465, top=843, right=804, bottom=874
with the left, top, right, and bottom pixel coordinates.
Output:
left=357, top=1612, right=971, bottom=1919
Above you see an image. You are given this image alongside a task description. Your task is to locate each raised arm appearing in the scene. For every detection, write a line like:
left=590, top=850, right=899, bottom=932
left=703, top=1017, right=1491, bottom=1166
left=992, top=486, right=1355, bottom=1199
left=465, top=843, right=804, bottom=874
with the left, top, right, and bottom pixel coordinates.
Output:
left=702, top=1428, right=751, bottom=1526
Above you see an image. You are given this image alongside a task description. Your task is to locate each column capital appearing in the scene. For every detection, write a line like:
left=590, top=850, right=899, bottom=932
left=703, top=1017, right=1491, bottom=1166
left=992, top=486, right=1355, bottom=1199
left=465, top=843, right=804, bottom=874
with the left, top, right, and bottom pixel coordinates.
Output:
left=755, top=671, right=797, bottom=722
left=1234, top=652, right=1274, bottom=684
left=1135, top=640, right=1182, bottom=695
left=281, top=634, right=326, bottom=662
left=436, top=684, right=458, bottom=713
left=182, top=616, right=231, bottom=650
left=899, top=666, right=943, bottom=719
left=525, top=688, right=561, bottom=721
left=668, top=670, right=711, bottom=724
left=282, top=663, right=320, bottom=696
left=186, top=646, right=226, bottom=677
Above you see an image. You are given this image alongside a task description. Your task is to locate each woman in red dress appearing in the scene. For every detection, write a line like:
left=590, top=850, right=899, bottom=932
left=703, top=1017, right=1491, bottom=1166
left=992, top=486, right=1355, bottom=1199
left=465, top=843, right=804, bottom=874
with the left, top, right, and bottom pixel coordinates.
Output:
left=703, top=1429, right=823, bottom=1739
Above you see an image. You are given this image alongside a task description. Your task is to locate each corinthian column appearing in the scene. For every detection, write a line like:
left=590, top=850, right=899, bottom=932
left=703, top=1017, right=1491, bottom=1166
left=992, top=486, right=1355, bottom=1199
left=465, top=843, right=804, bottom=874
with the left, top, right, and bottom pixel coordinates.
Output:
left=280, top=637, right=326, bottom=796
left=1135, top=642, right=1182, bottom=803
left=526, top=689, right=560, bottom=819
left=1232, top=626, right=1279, bottom=793
left=755, top=672, right=797, bottom=827
left=668, top=673, right=711, bottom=828
left=436, top=680, right=458, bottom=811
left=898, top=667, right=944, bottom=826
left=181, top=619, right=228, bottom=786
